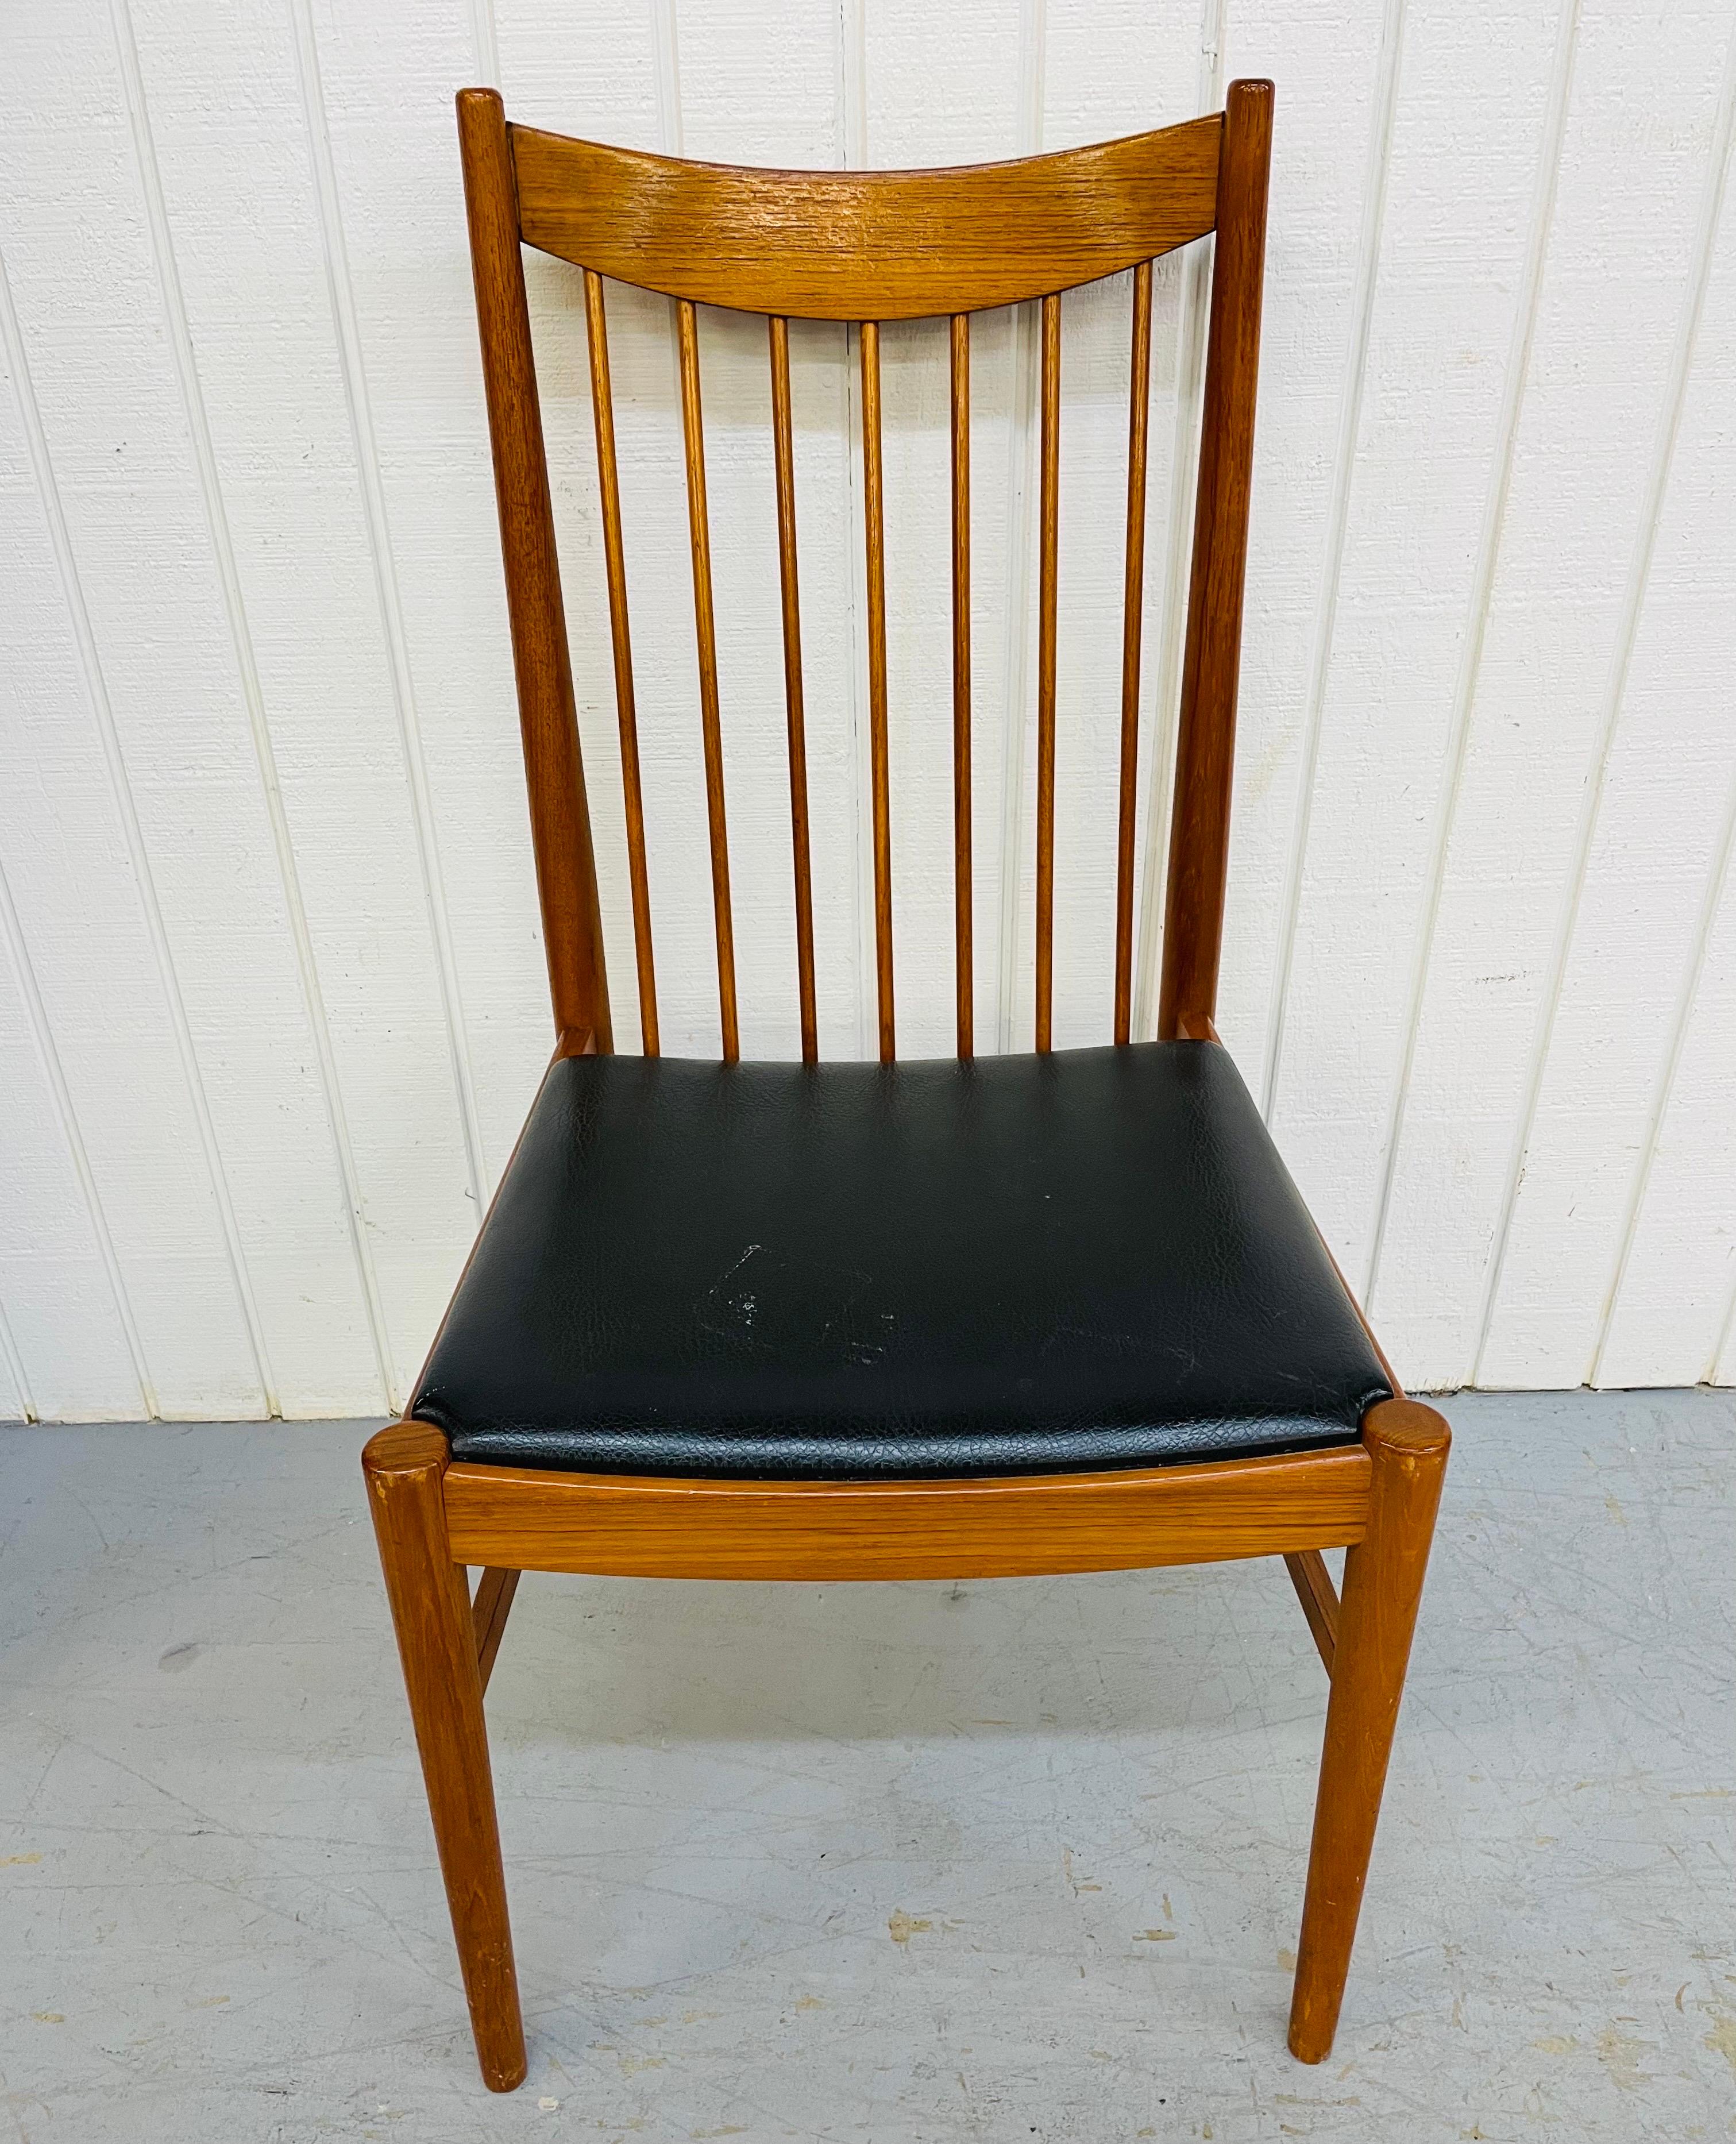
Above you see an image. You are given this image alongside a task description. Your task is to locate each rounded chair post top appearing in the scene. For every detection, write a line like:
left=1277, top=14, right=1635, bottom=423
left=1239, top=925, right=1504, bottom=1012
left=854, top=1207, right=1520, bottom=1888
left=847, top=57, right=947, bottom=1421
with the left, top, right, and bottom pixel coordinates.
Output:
left=1361, top=1396, right=1452, bottom=1460
left=362, top=1420, right=450, bottom=1479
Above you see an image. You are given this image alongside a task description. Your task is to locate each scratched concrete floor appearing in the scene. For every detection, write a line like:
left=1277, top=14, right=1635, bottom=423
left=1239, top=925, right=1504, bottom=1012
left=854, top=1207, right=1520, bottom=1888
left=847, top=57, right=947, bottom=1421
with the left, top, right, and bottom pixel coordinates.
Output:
left=0, top=1390, right=1730, bottom=2143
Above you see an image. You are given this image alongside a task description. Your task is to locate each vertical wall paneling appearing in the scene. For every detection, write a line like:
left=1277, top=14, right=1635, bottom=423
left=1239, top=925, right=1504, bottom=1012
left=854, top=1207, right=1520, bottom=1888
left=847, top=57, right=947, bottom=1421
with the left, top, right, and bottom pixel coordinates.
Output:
left=115, top=0, right=477, bottom=1414
left=469, top=0, right=500, bottom=84
left=2, top=1, right=1734, bottom=1411
left=0, top=1294, right=30, bottom=1422
left=1258, top=0, right=1407, bottom=1121
left=116, top=0, right=395, bottom=1412
left=304, top=0, right=561, bottom=1399
left=0, top=838, right=152, bottom=1418
left=1266, top=0, right=1583, bottom=1300
left=1372, top=0, right=1736, bottom=1389
left=0, top=237, right=148, bottom=1421
left=1598, top=846, right=1736, bottom=1388
left=1207, top=0, right=1403, bottom=1082
left=4, top=113, right=271, bottom=1416
left=288, top=0, right=487, bottom=1210
left=1363, top=0, right=1584, bottom=1318
left=1547, top=20, right=1736, bottom=1390
left=1592, top=776, right=1736, bottom=1387
left=1471, top=13, right=1736, bottom=1387
left=649, top=0, right=683, bottom=152
left=0, top=13, right=272, bottom=1423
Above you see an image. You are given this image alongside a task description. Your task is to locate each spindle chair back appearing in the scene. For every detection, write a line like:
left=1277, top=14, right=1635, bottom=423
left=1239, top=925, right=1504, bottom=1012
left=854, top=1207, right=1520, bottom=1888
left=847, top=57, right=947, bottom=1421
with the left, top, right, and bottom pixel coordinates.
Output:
left=461, top=86, right=1263, bottom=1065
left=360, top=80, right=1452, bottom=2099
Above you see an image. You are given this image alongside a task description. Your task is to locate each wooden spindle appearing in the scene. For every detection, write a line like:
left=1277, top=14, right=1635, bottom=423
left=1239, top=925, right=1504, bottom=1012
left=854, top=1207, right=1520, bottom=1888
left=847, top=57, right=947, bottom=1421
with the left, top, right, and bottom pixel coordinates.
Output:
left=1159, top=80, right=1274, bottom=1041
left=1033, top=291, right=1061, bottom=1053
left=469, top=1564, right=521, bottom=1692
left=1114, top=260, right=1154, bottom=1047
left=769, top=317, right=819, bottom=1064
left=583, top=271, right=658, bottom=1055
left=675, top=298, right=740, bottom=1062
left=951, top=313, right=973, bottom=1059
left=861, top=319, right=895, bottom=1063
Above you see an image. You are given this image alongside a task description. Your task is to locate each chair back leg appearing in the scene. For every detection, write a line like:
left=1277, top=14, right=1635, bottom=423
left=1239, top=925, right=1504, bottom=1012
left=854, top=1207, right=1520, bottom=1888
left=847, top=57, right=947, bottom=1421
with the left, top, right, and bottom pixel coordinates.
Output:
left=364, top=1424, right=527, bottom=2092
left=1288, top=1397, right=1449, bottom=2062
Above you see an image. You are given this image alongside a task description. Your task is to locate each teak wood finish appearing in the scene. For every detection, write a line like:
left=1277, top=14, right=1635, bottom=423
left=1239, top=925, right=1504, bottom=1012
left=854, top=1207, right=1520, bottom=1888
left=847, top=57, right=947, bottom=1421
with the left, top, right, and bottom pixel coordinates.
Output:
left=364, top=78, right=1451, bottom=2095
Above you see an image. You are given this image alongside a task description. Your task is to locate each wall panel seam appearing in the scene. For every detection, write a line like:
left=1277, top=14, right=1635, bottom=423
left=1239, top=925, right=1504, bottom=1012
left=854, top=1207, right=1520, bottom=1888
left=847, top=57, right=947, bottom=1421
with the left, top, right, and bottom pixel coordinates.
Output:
left=1363, top=0, right=1581, bottom=1314
left=470, top=0, right=499, bottom=87
left=0, top=1294, right=34, bottom=1422
left=1710, top=1265, right=1736, bottom=1387
left=3, top=238, right=249, bottom=1418
left=1472, top=13, right=1736, bottom=1382
left=288, top=0, right=489, bottom=1209
left=113, top=0, right=395, bottom=1412
left=1584, top=19, right=1736, bottom=1387
left=0, top=845, right=155, bottom=1418
left=650, top=0, right=684, bottom=156
left=1259, top=0, right=1407, bottom=1120
left=1591, top=762, right=1736, bottom=1385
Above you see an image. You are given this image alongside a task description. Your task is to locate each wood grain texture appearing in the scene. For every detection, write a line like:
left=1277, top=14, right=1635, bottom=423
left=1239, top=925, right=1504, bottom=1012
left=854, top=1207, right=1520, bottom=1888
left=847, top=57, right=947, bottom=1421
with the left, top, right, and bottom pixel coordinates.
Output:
left=951, top=311, right=974, bottom=1059
left=861, top=319, right=896, bottom=1063
left=767, top=315, right=819, bottom=1065
left=1289, top=1398, right=1450, bottom=2063
left=582, top=269, right=658, bottom=1055
left=1159, top=79, right=1273, bottom=1042
left=1284, top=1547, right=1341, bottom=1673
left=442, top=1444, right=1372, bottom=1582
left=469, top=1564, right=520, bottom=1694
left=674, top=296, right=740, bottom=1063
left=458, top=88, right=612, bottom=1055
left=1115, top=259, right=1155, bottom=1047
left=362, top=1422, right=524, bottom=2091
left=511, top=116, right=1222, bottom=319
left=1033, top=291, right=1062, bottom=1054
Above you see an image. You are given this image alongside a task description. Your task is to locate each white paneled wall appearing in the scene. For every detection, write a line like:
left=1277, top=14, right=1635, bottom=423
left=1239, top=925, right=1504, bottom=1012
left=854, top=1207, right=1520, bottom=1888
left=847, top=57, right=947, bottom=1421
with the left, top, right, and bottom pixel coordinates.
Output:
left=1, top=0, right=1732, bottom=1420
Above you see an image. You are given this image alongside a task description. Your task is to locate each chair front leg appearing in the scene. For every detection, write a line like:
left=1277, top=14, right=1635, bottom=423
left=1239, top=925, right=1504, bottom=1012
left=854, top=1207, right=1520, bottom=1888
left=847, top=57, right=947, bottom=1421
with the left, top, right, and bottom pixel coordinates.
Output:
left=1288, top=1397, right=1449, bottom=2063
left=364, top=1424, right=527, bottom=2092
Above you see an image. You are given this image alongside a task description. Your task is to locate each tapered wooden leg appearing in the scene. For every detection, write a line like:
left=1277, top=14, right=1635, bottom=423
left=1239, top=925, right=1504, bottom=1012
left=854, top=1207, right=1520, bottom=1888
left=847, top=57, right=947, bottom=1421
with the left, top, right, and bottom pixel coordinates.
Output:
left=364, top=1424, right=527, bottom=2092
left=1288, top=1398, right=1449, bottom=2063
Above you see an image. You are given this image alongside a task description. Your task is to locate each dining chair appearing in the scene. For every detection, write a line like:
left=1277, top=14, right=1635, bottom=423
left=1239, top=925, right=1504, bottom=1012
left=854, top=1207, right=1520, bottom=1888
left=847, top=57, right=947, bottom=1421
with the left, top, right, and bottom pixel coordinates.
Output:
left=362, top=77, right=1450, bottom=2094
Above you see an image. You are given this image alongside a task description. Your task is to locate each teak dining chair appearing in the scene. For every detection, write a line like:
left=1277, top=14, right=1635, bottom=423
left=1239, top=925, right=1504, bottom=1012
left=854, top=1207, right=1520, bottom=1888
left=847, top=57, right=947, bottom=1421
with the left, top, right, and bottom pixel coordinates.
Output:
left=362, top=78, right=1450, bottom=2094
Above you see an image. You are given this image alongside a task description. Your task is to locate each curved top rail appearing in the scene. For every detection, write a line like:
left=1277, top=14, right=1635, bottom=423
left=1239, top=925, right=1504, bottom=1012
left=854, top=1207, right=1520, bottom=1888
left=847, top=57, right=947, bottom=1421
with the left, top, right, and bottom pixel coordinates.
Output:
left=507, top=113, right=1222, bottom=320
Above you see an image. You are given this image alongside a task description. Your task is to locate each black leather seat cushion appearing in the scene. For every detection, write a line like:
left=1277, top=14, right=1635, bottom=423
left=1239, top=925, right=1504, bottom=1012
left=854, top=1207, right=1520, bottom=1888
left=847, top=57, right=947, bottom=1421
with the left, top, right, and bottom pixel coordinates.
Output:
left=412, top=1042, right=1389, bottom=1479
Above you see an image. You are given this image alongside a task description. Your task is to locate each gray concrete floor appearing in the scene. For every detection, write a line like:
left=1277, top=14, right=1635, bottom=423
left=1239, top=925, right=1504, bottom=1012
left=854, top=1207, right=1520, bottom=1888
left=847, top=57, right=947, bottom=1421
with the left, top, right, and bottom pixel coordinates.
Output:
left=0, top=1392, right=1730, bottom=2143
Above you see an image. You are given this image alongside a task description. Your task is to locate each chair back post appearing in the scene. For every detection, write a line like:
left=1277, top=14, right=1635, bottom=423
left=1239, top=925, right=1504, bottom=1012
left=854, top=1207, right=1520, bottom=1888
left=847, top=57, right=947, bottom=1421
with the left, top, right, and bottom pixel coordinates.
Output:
left=457, top=87, right=614, bottom=1052
left=1157, top=78, right=1273, bottom=1042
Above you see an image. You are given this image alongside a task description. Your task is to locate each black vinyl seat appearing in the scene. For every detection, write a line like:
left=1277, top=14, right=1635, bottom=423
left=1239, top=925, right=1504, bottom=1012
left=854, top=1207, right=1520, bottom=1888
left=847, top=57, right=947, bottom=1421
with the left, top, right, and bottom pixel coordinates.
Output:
left=412, top=1041, right=1390, bottom=1480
